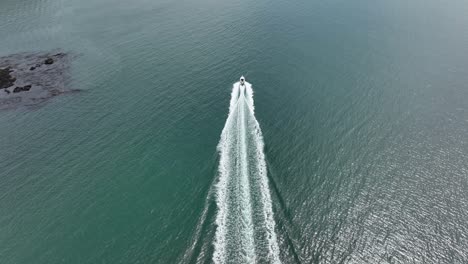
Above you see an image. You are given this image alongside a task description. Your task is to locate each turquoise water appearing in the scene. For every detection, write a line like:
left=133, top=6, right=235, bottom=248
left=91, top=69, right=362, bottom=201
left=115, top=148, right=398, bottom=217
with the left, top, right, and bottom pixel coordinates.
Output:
left=1, top=0, right=468, bottom=263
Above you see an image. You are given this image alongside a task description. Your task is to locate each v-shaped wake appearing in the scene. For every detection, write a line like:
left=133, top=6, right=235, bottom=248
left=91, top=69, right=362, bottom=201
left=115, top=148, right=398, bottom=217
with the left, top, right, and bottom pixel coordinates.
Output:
left=213, top=81, right=281, bottom=264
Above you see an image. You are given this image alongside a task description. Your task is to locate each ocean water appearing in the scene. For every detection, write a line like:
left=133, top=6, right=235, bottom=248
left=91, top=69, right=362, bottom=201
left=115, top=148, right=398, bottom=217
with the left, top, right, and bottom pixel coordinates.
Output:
left=1, top=0, right=468, bottom=263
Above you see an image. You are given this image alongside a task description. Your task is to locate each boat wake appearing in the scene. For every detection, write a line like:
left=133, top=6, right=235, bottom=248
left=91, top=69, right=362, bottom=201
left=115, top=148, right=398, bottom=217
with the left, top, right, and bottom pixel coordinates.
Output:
left=213, top=81, right=281, bottom=264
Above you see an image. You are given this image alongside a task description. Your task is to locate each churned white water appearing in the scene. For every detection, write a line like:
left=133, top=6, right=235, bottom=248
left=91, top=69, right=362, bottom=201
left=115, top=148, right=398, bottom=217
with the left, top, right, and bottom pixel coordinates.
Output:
left=213, top=82, right=281, bottom=264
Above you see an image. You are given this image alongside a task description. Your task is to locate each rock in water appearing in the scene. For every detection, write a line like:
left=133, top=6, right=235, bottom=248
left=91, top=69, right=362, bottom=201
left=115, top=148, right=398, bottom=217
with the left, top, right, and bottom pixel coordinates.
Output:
left=0, top=68, right=16, bottom=89
left=0, top=51, right=76, bottom=110
left=12, top=85, right=33, bottom=93
left=44, top=58, right=54, bottom=65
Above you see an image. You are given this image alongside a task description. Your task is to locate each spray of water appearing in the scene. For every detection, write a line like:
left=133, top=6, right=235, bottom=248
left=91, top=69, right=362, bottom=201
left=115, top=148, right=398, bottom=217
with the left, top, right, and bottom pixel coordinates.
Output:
left=213, top=81, right=281, bottom=264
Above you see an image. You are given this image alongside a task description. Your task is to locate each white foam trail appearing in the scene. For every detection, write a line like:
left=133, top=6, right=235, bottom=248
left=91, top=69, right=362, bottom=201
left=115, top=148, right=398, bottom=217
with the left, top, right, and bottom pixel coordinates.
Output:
left=245, top=84, right=281, bottom=263
left=213, top=84, right=240, bottom=263
left=237, top=85, right=256, bottom=262
left=213, top=82, right=281, bottom=264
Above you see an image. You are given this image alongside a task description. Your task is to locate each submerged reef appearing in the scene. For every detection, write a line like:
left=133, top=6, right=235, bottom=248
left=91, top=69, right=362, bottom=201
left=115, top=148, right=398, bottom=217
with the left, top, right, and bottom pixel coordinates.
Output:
left=0, top=51, right=78, bottom=110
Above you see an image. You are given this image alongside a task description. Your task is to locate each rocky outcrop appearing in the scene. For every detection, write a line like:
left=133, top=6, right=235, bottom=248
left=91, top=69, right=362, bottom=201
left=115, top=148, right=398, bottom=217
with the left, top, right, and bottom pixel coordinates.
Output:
left=0, top=51, right=77, bottom=110
left=44, top=58, right=54, bottom=65
left=0, top=67, right=16, bottom=89
left=13, top=85, right=32, bottom=93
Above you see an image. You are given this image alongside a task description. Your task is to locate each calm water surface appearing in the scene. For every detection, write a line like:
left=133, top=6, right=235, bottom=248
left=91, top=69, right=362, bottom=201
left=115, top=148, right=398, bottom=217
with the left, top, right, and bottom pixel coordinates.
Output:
left=1, top=0, right=468, bottom=263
